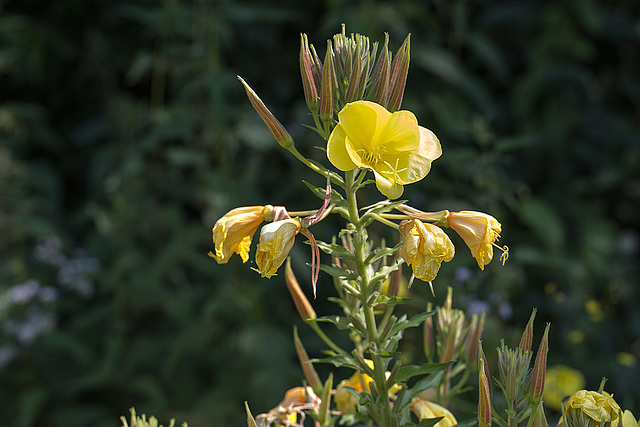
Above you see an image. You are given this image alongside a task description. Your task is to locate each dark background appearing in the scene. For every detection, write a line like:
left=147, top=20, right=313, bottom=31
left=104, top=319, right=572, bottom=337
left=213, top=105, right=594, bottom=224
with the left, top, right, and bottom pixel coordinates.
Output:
left=1, top=0, right=639, bottom=426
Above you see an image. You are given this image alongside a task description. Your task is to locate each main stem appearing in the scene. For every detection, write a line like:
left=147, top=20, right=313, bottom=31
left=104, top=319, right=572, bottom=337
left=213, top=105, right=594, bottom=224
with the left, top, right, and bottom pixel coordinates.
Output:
left=345, top=169, right=395, bottom=427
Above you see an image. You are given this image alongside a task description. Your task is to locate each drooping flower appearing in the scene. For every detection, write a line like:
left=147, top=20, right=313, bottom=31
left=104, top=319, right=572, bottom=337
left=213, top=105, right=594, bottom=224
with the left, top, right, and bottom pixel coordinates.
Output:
left=411, top=398, right=458, bottom=427
left=398, top=219, right=455, bottom=282
left=327, top=100, right=441, bottom=199
left=255, top=218, right=302, bottom=278
left=564, top=390, right=620, bottom=426
left=209, top=205, right=275, bottom=264
left=446, top=211, right=503, bottom=270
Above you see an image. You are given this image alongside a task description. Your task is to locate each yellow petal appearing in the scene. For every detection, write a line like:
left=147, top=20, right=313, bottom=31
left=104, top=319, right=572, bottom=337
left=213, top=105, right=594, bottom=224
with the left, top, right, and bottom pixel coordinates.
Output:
left=373, top=170, right=404, bottom=199
left=374, top=109, right=420, bottom=152
left=327, top=124, right=358, bottom=171
left=396, top=126, right=442, bottom=184
left=338, top=101, right=389, bottom=151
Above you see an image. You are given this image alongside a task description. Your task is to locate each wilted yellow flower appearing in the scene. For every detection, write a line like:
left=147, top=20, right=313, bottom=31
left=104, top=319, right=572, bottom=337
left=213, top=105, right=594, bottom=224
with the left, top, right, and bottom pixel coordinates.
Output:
left=327, top=100, right=441, bottom=199
left=411, top=398, right=458, bottom=427
left=446, top=211, right=502, bottom=270
left=255, top=218, right=301, bottom=278
left=209, top=205, right=274, bottom=263
left=544, top=365, right=586, bottom=411
left=564, top=390, right=620, bottom=425
left=398, top=219, right=455, bottom=282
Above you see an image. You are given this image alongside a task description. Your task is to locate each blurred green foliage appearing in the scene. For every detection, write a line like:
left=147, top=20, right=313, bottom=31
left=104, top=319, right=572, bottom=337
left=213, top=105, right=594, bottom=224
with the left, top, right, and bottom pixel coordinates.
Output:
left=1, top=0, right=639, bottom=426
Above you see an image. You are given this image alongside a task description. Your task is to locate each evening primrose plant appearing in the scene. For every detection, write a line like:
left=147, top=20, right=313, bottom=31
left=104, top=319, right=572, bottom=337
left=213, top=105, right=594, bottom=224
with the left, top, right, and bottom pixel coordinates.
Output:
left=211, top=26, right=512, bottom=427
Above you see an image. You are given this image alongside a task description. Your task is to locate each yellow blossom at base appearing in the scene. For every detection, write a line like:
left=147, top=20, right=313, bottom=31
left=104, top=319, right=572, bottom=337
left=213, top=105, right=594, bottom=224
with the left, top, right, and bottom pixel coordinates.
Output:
left=327, top=100, right=441, bottom=199
left=410, top=398, right=457, bottom=427
left=398, top=219, right=455, bottom=282
left=255, top=218, right=301, bottom=278
left=334, top=360, right=400, bottom=414
left=446, top=211, right=502, bottom=270
left=209, top=205, right=274, bottom=263
left=544, top=365, right=586, bottom=411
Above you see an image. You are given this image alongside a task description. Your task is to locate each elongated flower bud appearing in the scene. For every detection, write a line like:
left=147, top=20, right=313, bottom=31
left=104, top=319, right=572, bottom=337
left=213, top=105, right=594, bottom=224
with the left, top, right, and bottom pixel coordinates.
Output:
left=238, top=76, right=294, bottom=149
left=479, top=353, right=492, bottom=427
left=532, top=403, right=549, bottom=427
left=530, top=323, right=550, bottom=404
left=465, top=311, right=485, bottom=365
left=320, top=40, right=335, bottom=123
left=285, top=259, right=316, bottom=321
left=245, top=402, right=258, bottom=427
left=519, top=309, right=537, bottom=354
left=300, top=33, right=319, bottom=113
left=293, top=326, right=322, bottom=393
left=370, top=34, right=391, bottom=105
left=424, top=305, right=435, bottom=361
left=387, top=34, right=410, bottom=112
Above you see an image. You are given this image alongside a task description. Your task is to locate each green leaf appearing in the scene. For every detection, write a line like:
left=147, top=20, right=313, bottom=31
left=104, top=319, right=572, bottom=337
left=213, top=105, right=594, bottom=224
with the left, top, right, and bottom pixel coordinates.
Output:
left=364, top=242, right=403, bottom=264
left=397, top=362, right=453, bottom=382
left=389, top=311, right=435, bottom=337
left=396, top=370, right=445, bottom=410
left=374, top=295, right=413, bottom=306
left=302, top=179, right=345, bottom=203
left=316, top=241, right=355, bottom=260
left=319, top=264, right=359, bottom=280
left=315, top=315, right=352, bottom=330
left=310, top=353, right=360, bottom=370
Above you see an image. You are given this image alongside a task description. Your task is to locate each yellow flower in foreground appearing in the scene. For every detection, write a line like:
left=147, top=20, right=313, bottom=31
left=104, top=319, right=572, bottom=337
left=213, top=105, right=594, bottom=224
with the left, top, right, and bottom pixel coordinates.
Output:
left=209, top=205, right=274, bottom=263
left=398, top=219, right=455, bottom=282
left=255, top=218, right=301, bottom=278
left=564, top=390, right=620, bottom=425
left=327, top=100, right=441, bottom=199
left=411, top=398, right=457, bottom=427
left=544, top=365, right=586, bottom=411
left=446, top=211, right=502, bottom=270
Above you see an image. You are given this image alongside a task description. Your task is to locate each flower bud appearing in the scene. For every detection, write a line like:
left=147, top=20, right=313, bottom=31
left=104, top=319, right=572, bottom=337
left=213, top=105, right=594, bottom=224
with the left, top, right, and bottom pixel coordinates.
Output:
left=320, top=40, right=335, bottom=123
left=464, top=311, right=485, bottom=365
left=519, top=309, right=537, bottom=354
left=387, top=34, right=410, bottom=112
left=369, top=34, right=391, bottom=105
left=293, top=326, right=322, bottom=393
left=238, top=76, right=294, bottom=149
left=530, top=323, right=550, bottom=405
left=424, top=305, right=435, bottom=362
left=286, top=259, right=316, bottom=322
left=300, top=33, right=319, bottom=113
left=478, top=354, right=492, bottom=427
left=532, top=403, right=549, bottom=427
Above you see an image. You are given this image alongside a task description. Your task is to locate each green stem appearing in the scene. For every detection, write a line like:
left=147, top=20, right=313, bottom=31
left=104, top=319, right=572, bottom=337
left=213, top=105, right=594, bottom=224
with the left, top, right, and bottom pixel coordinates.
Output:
left=345, top=169, right=395, bottom=427
left=287, top=145, right=345, bottom=187
left=309, top=321, right=347, bottom=356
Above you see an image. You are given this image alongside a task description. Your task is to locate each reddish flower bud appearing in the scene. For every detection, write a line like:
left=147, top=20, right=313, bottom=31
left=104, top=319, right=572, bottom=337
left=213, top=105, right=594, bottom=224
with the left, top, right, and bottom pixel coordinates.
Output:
left=479, top=354, right=492, bottom=427
left=530, top=323, right=550, bottom=404
left=519, top=309, right=537, bottom=354
left=387, top=34, right=410, bottom=112
left=300, top=33, right=319, bottom=112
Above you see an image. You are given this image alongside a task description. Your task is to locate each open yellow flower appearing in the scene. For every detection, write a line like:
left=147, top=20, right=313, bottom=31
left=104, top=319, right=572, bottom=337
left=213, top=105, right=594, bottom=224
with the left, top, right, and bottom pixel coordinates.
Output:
left=398, top=219, right=455, bottom=282
left=327, top=100, right=441, bottom=199
left=411, top=398, right=457, bottom=427
left=209, top=205, right=274, bottom=264
left=255, top=218, right=301, bottom=278
left=446, top=211, right=502, bottom=270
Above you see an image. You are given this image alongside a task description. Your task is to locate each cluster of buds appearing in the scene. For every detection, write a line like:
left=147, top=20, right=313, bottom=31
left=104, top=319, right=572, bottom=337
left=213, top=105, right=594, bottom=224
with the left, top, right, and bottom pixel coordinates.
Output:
left=299, top=25, right=411, bottom=135
left=477, top=310, right=550, bottom=427
left=423, top=287, right=485, bottom=405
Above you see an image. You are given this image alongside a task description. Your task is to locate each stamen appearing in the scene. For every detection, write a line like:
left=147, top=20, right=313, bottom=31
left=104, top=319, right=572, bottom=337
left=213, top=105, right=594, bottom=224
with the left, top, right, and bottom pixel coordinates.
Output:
left=492, top=242, right=509, bottom=265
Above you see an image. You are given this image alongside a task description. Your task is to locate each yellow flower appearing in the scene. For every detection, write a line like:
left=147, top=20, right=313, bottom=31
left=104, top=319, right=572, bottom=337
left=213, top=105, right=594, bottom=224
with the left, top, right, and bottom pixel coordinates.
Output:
left=543, top=365, right=586, bottom=411
left=564, top=390, right=620, bottom=425
left=255, top=218, right=301, bottom=278
left=335, top=369, right=374, bottom=414
left=209, top=205, right=274, bottom=263
left=334, top=360, right=400, bottom=414
left=446, top=211, right=502, bottom=270
left=398, top=219, right=455, bottom=282
left=410, top=398, right=458, bottom=427
left=327, top=100, right=441, bottom=199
